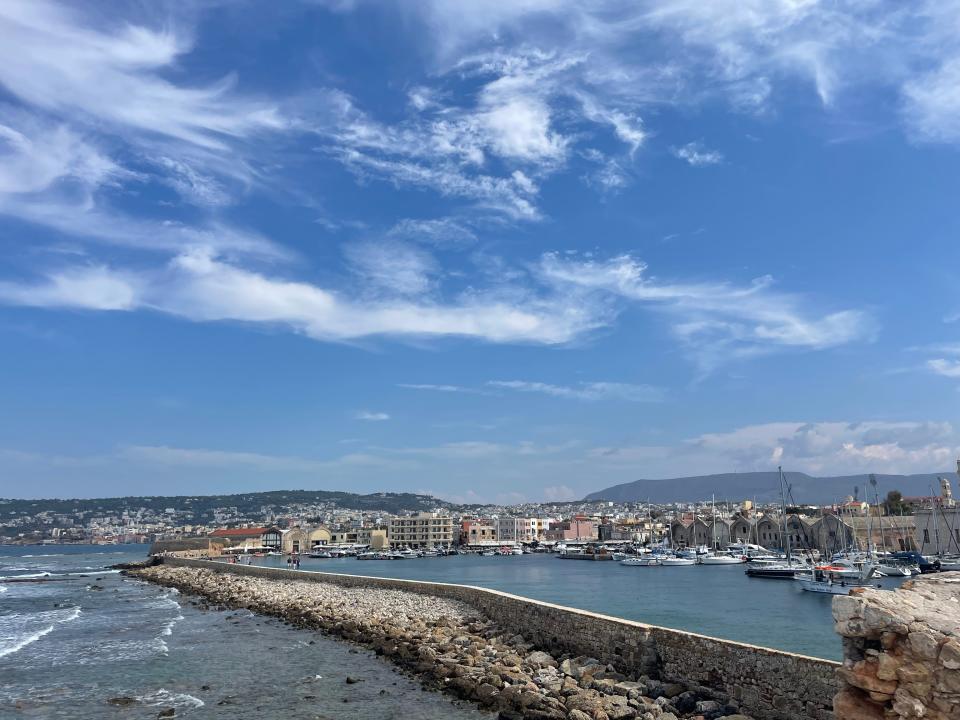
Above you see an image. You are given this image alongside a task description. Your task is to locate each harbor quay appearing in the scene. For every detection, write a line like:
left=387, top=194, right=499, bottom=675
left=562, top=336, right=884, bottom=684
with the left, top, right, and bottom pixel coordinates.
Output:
left=133, top=558, right=842, bottom=720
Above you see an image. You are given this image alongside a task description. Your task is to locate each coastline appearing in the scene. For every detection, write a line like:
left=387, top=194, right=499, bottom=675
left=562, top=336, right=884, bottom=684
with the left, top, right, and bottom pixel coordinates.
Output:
left=131, top=564, right=750, bottom=720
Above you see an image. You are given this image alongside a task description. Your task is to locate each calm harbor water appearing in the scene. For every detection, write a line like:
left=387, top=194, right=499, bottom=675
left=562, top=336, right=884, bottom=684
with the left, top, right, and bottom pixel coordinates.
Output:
left=254, top=552, right=909, bottom=660
left=0, top=545, right=488, bottom=720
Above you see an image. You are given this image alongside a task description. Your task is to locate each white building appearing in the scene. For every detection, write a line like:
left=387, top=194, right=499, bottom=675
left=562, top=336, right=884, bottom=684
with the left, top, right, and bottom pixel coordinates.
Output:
left=388, top=512, right=455, bottom=549
left=495, top=517, right=544, bottom=544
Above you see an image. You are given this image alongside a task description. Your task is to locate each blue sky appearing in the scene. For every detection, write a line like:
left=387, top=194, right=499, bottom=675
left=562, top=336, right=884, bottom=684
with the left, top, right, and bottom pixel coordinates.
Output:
left=1, top=1, right=959, bottom=501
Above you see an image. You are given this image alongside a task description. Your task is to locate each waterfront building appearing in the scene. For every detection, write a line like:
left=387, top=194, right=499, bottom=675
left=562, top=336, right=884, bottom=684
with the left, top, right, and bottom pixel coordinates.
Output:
left=669, top=517, right=726, bottom=548
left=209, top=526, right=282, bottom=551
left=842, top=514, right=918, bottom=552
left=281, top=525, right=332, bottom=554
left=329, top=526, right=388, bottom=549
left=807, top=514, right=856, bottom=554
left=461, top=518, right=498, bottom=546
left=543, top=516, right=598, bottom=542
left=728, top=514, right=754, bottom=544
left=496, top=517, right=541, bottom=543
left=389, top=512, right=454, bottom=548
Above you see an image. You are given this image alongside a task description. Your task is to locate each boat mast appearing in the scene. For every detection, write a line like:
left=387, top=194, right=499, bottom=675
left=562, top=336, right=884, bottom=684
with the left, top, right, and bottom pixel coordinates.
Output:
left=778, top=466, right=792, bottom=564
left=931, top=483, right=942, bottom=556
left=870, top=474, right=883, bottom=557
left=712, top=493, right=717, bottom=551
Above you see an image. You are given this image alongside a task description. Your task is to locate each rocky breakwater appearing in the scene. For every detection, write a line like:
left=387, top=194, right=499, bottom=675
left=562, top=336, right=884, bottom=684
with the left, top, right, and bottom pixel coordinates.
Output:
left=832, top=572, right=960, bottom=720
left=132, top=565, right=755, bottom=720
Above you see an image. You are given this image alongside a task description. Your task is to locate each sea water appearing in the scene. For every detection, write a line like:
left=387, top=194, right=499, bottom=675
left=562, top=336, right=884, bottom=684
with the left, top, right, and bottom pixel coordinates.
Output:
left=0, top=545, right=488, bottom=719
left=257, top=552, right=909, bottom=660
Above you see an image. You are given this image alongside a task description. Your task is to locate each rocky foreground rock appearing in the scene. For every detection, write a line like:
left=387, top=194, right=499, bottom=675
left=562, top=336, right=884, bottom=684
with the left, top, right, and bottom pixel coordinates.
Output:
left=832, top=573, right=960, bottom=720
left=132, top=565, right=753, bottom=720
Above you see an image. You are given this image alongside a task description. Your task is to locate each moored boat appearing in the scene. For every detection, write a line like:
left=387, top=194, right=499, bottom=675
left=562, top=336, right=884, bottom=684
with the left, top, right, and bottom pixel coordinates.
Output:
left=700, top=553, right=746, bottom=565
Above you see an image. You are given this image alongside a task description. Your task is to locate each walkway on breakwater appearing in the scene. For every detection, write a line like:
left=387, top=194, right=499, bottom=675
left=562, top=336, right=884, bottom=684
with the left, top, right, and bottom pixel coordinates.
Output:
left=132, top=558, right=840, bottom=720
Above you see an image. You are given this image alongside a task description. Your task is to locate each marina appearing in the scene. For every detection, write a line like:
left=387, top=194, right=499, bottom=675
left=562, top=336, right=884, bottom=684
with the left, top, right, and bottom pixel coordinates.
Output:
left=244, top=548, right=910, bottom=660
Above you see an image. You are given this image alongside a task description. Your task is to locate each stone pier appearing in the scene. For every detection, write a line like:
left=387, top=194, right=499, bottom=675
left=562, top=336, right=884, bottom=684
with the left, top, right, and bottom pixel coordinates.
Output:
left=832, top=573, right=960, bottom=720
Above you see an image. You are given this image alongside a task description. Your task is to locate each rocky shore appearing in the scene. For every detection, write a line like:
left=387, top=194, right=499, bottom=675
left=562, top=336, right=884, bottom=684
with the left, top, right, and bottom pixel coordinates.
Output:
left=131, top=565, right=754, bottom=720
left=832, top=574, right=960, bottom=720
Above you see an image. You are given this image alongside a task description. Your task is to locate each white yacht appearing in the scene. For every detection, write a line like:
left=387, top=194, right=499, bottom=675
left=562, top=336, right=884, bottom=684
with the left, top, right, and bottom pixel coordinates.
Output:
left=620, top=556, right=661, bottom=566
left=660, top=556, right=697, bottom=566
left=700, top=553, right=746, bottom=565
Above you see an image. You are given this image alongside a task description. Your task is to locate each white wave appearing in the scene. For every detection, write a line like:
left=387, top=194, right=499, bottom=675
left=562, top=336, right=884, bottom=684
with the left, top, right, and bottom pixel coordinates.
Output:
left=138, top=689, right=204, bottom=709
left=65, top=569, right=121, bottom=576
left=0, top=572, right=51, bottom=580
left=160, top=614, right=185, bottom=637
left=0, top=605, right=81, bottom=658
left=0, top=586, right=7, bottom=594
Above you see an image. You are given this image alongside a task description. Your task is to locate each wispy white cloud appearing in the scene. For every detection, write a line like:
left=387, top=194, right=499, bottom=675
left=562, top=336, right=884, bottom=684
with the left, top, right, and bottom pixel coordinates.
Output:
left=355, top=411, right=390, bottom=421
left=0, top=2, right=299, bottom=260
left=387, top=218, right=478, bottom=248
left=0, top=246, right=870, bottom=370
left=343, top=239, right=439, bottom=297
left=6, top=419, right=955, bottom=501
left=488, top=380, right=664, bottom=402
left=928, top=358, right=960, bottom=378
left=538, top=252, right=873, bottom=372
left=592, top=420, right=960, bottom=477
left=391, top=0, right=960, bottom=147
left=398, top=383, right=484, bottom=394
left=315, top=48, right=646, bottom=219
left=0, top=2, right=286, bottom=149
left=671, top=141, right=723, bottom=166
left=0, top=264, right=138, bottom=310
left=543, top=484, right=577, bottom=502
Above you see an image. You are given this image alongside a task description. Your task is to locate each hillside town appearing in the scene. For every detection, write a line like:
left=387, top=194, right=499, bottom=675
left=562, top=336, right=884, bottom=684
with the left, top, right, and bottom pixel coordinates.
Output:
left=6, top=477, right=960, bottom=557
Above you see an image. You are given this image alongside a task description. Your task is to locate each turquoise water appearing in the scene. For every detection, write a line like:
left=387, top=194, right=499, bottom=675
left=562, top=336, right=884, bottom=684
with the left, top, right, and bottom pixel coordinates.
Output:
left=255, top=553, right=908, bottom=660
left=0, top=545, right=488, bottom=719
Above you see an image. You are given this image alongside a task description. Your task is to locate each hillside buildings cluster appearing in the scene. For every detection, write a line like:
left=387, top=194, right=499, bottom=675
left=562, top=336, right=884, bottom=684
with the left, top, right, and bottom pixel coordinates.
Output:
left=7, top=476, right=960, bottom=557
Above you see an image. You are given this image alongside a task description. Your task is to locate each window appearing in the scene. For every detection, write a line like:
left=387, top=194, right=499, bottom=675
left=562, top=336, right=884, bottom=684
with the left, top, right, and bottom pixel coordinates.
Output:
left=924, top=529, right=930, bottom=544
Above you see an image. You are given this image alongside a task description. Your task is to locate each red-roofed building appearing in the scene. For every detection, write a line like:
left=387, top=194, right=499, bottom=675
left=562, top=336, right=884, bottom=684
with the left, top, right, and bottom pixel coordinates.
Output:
left=209, top=526, right=281, bottom=550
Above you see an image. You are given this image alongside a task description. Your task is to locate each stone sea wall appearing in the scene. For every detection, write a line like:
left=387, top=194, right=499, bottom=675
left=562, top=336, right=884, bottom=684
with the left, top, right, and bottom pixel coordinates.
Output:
left=832, top=573, right=960, bottom=720
left=161, top=557, right=838, bottom=720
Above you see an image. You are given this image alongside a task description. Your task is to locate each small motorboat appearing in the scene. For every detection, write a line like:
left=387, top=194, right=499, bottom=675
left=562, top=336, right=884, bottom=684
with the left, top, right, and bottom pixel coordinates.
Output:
left=796, top=563, right=883, bottom=594
left=660, top=556, right=696, bottom=566
left=620, top=556, right=660, bottom=566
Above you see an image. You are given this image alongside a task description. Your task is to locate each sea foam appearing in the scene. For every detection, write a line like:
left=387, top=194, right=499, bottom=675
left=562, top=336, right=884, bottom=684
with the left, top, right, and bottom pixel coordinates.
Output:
left=0, top=605, right=81, bottom=658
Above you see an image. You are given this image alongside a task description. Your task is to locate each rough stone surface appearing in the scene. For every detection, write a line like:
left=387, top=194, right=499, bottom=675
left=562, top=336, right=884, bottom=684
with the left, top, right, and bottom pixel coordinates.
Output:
left=144, top=558, right=840, bottom=720
left=832, top=573, right=960, bottom=720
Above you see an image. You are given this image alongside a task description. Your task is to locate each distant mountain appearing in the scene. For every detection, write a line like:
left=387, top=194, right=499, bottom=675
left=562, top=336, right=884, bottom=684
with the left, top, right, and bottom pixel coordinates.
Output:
left=585, top=471, right=955, bottom=505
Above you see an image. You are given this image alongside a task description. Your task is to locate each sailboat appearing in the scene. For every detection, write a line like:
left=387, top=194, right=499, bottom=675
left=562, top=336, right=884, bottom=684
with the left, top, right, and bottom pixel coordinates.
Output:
left=745, top=467, right=810, bottom=579
left=699, top=496, right=746, bottom=564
